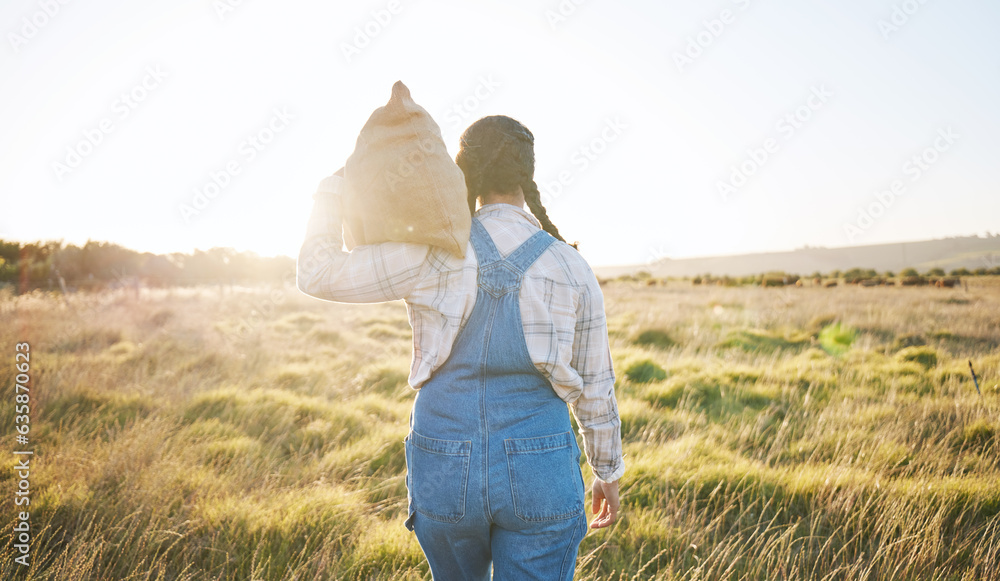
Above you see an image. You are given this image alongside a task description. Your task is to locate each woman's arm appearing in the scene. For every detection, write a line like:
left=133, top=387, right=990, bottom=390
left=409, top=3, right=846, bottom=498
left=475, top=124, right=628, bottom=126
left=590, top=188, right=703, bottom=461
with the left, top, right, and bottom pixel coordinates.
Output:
left=297, top=174, right=431, bottom=303
left=568, top=270, right=626, bottom=484
left=568, top=273, right=624, bottom=529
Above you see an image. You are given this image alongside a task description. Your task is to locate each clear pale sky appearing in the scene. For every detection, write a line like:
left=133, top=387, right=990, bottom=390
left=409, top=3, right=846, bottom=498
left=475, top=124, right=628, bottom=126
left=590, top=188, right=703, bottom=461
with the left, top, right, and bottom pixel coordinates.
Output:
left=2, top=0, right=998, bottom=268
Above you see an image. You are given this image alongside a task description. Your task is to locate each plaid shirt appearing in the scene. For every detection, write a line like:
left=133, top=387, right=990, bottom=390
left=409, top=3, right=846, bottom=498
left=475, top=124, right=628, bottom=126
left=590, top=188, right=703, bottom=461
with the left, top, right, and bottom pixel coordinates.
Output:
left=297, top=175, right=624, bottom=483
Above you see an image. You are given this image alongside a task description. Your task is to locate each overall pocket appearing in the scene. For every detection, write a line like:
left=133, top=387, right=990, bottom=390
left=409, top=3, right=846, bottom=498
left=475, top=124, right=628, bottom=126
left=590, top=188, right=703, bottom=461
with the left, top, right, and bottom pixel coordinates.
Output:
left=505, top=431, right=585, bottom=523
left=404, top=429, right=472, bottom=523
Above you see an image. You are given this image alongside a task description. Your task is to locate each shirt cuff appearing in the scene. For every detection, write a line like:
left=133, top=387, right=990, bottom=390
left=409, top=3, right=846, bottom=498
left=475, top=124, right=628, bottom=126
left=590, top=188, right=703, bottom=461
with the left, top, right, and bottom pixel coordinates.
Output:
left=594, top=459, right=625, bottom=484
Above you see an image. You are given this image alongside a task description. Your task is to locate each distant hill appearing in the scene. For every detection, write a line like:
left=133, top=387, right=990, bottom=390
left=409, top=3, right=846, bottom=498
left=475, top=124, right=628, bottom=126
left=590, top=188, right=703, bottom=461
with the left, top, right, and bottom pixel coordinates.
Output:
left=594, top=234, right=1000, bottom=279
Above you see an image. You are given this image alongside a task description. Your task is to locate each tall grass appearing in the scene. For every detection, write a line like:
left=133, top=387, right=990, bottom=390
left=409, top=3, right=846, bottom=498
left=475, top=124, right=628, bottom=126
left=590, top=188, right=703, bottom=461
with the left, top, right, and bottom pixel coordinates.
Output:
left=1, top=279, right=998, bottom=579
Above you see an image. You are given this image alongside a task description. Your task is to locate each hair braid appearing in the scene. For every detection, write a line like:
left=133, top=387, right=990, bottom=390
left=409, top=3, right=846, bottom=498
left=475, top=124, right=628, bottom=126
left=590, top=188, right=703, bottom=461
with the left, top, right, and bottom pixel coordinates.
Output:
left=522, top=179, right=569, bottom=245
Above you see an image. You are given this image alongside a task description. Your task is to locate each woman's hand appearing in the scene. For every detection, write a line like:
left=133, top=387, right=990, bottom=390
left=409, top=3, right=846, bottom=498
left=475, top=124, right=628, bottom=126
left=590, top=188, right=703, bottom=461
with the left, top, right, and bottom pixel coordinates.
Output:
left=590, top=478, right=620, bottom=529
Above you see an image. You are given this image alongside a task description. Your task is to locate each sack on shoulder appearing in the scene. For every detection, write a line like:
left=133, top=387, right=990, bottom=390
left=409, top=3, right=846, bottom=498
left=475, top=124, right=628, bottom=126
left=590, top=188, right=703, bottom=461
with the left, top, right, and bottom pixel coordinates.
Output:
left=343, top=81, right=471, bottom=258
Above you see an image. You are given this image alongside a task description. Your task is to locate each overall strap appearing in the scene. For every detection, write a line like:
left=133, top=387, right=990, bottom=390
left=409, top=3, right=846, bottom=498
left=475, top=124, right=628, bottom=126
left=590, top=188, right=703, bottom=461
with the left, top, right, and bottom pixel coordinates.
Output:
left=470, top=216, right=556, bottom=273
left=470, top=218, right=502, bottom=265
left=504, top=229, right=556, bottom=274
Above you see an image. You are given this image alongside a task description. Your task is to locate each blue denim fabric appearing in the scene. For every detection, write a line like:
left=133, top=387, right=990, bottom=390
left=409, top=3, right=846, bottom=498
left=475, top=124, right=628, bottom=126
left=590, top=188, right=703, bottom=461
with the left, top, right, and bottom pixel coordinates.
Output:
left=403, top=217, right=588, bottom=580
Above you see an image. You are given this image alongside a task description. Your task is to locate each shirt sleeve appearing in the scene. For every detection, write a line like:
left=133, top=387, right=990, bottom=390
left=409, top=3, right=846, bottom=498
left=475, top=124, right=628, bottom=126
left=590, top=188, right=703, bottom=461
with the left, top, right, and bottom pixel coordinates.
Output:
left=297, top=175, right=430, bottom=303
left=568, top=270, right=625, bottom=483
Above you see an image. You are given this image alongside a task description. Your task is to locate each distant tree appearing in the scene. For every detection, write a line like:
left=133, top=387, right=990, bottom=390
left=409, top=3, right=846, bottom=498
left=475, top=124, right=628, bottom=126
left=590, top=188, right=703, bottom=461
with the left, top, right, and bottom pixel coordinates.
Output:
left=0, top=241, right=20, bottom=284
left=0, top=257, right=15, bottom=285
left=926, top=267, right=946, bottom=277
left=901, top=268, right=919, bottom=277
left=843, top=268, right=876, bottom=284
left=0, top=240, right=19, bottom=266
left=0, top=238, right=298, bottom=293
left=184, top=248, right=237, bottom=284
left=139, top=254, right=183, bottom=287
left=950, top=268, right=971, bottom=276
left=14, top=240, right=65, bottom=288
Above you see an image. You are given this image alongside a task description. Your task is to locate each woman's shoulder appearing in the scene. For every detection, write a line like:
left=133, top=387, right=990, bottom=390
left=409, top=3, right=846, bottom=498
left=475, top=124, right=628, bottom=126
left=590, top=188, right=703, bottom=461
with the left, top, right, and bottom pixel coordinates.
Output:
left=535, top=237, right=600, bottom=287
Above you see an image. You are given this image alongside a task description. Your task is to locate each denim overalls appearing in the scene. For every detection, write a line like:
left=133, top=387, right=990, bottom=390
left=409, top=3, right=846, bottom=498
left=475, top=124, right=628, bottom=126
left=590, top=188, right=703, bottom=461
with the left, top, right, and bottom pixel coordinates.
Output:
left=403, top=216, right=589, bottom=580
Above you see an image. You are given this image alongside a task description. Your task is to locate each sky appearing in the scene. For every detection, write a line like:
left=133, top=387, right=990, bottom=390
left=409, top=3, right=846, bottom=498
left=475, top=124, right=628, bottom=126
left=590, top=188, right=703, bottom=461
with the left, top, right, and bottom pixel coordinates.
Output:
left=1, top=0, right=998, bottom=268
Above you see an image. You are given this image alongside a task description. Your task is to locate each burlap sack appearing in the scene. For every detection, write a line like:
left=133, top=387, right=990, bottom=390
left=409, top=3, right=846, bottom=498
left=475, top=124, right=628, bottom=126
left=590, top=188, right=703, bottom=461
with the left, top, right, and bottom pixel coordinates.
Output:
left=342, top=81, right=471, bottom=258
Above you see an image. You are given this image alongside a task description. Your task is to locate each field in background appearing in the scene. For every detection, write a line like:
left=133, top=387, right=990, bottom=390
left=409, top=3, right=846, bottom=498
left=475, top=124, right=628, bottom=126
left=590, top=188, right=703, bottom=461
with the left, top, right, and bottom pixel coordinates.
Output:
left=593, top=235, right=1000, bottom=279
left=1, top=279, right=999, bottom=580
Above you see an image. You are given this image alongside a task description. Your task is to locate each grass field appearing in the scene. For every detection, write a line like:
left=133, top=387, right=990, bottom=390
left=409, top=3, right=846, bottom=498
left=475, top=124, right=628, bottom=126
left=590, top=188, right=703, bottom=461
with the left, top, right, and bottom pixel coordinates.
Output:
left=1, top=278, right=999, bottom=580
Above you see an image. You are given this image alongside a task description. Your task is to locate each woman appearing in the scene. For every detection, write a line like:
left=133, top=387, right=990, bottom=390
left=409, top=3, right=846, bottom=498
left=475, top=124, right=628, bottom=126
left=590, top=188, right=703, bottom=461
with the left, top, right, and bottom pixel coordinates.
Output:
left=297, top=115, right=623, bottom=580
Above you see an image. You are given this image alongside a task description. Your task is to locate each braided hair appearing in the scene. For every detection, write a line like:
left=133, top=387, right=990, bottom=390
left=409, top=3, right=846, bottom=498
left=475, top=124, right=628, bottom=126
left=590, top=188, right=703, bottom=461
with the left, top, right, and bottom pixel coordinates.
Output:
left=455, top=115, right=576, bottom=249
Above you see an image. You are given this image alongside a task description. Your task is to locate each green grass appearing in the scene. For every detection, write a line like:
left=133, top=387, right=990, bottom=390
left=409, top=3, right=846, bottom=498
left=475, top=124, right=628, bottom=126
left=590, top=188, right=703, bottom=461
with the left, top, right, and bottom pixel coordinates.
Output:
left=2, top=279, right=1000, bottom=580
left=897, top=345, right=940, bottom=369
left=624, top=358, right=668, bottom=383
left=818, top=321, right=857, bottom=355
left=633, top=328, right=677, bottom=350
left=717, top=329, right=810, bottom=354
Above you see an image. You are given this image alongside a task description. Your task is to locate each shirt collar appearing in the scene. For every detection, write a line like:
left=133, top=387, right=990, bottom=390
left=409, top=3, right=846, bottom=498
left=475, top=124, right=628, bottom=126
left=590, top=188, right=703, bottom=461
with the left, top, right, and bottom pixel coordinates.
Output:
left=474, top=203, right=542, bottom=229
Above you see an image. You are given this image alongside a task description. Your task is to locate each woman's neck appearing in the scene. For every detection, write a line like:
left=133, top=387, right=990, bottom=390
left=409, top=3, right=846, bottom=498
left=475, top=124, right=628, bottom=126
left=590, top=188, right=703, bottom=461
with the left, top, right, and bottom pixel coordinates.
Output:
left=480, top=185, right=525, bottom=208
